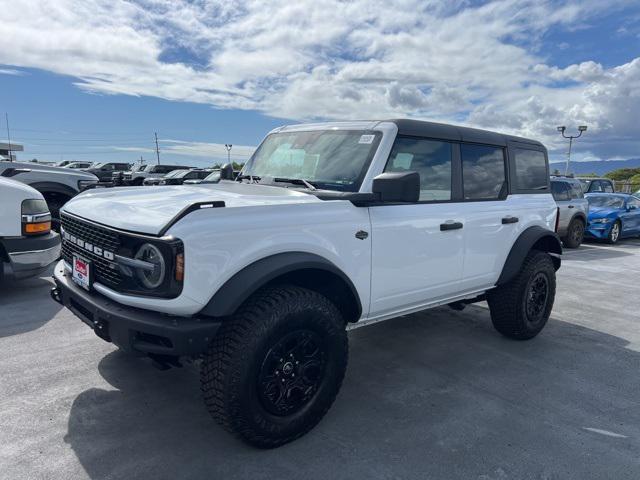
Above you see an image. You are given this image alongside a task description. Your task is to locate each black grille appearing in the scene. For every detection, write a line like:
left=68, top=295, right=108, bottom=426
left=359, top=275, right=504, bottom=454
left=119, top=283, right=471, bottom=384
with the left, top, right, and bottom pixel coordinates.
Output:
left=61, top=213, right=122, bottom=288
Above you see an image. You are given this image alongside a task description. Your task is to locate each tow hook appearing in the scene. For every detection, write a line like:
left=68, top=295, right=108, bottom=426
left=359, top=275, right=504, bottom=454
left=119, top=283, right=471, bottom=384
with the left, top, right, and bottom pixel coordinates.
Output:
left=50, top=287, right=62, bottom=304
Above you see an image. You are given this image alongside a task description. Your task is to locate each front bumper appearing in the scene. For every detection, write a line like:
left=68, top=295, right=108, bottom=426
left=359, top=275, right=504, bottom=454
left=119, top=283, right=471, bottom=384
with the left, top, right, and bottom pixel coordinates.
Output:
left=51, top=260, right=221, bottom=357
left=2, top=232, right=61, bottom=280
left=585, top=222, right=611, bottom=239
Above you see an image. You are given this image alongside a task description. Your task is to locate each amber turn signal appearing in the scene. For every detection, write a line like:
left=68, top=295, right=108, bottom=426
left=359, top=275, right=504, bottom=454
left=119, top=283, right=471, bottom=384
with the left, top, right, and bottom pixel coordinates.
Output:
left=175, top=253, right=184, bottom=282
left=24, top=221, right=51, bottom=235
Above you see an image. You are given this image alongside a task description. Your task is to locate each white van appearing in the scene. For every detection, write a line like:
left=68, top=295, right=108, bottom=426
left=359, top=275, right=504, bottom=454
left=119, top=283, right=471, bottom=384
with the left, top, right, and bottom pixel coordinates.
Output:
left=0, top=177, right=61, bottom=281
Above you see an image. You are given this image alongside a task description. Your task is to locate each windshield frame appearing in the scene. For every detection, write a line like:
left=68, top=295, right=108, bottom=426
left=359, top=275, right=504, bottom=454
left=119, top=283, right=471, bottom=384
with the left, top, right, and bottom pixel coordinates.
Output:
left=241, top=129, right=383, bottom=192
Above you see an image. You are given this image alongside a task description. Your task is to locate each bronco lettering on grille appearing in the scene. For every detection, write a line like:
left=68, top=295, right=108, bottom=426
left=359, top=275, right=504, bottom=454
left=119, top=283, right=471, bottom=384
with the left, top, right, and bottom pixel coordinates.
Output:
left=62, top=232, right=115, bottom=260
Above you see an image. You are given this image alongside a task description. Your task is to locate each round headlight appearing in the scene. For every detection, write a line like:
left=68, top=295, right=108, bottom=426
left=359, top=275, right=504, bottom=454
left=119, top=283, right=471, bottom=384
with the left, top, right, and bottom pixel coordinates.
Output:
left=134, top=243, right=165, bottom=289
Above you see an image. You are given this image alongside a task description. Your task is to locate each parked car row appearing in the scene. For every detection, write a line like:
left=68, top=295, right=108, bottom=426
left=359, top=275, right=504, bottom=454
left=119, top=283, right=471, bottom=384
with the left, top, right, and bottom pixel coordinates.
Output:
left=549, top=175, right=640, bottom=248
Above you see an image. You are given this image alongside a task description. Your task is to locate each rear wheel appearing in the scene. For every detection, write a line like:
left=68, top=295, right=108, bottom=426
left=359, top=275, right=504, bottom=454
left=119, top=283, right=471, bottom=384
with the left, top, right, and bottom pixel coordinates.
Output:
left=607, top=220, right=621, bottom=244
left=201, top=285, right=348, bottom=448
left=487, top=250, right=556, bottom=340
left=563, top=218, right=584, bottom=248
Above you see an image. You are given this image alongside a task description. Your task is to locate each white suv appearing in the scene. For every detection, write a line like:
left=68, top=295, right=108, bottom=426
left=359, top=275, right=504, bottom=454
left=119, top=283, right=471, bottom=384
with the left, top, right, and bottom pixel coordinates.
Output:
left=51, top=119, right=561, bottom=447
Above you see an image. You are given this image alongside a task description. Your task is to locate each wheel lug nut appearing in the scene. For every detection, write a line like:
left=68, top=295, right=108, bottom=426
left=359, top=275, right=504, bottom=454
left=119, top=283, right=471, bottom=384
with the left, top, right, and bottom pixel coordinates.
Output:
left=275, top=371, right=279, bottom=375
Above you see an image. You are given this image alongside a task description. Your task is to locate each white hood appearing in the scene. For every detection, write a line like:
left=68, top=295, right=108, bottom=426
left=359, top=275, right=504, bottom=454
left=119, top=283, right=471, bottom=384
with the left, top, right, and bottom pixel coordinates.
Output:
left=61, top=182, right=321, bottom=235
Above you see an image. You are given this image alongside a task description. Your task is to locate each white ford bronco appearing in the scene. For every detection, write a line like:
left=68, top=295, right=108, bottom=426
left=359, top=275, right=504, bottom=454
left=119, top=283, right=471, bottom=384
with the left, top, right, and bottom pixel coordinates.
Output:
left=51, top=119, right=561, bottom=448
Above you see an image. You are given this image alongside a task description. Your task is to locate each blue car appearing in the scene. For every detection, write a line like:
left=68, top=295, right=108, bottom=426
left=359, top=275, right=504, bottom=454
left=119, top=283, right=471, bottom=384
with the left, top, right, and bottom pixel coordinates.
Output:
left=585, top=193, right=640, bottom=244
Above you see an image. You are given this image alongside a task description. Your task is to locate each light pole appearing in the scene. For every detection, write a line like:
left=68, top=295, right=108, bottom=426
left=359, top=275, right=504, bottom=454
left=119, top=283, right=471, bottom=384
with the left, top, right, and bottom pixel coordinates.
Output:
left=224, top=144, right=232, bottom=165
left=557, top=125, right=587, bottom=175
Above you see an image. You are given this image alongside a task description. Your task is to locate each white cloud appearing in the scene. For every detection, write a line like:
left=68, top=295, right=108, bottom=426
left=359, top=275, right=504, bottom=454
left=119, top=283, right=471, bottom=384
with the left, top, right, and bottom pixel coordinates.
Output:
left=0, top=0, right=639, bottom=160
left=113, top=140, right=255, bottom=161
left=0, top=68, right=25, bottom=76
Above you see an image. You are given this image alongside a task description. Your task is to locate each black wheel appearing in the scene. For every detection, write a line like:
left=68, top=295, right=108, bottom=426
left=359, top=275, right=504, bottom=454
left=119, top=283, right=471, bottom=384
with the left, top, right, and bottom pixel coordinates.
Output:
left=606, top=220, right=621, bottom=244
left=487, top=250, right=556, bottom=340
left=563, top=218, right=584, bottom=249
left=201, top=285, right=348, bottom=448
left=132, top=178, right=144, bottom=186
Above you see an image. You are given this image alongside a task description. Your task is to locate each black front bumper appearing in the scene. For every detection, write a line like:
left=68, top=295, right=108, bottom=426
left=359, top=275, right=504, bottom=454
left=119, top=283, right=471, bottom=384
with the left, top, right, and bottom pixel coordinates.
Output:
left=52, top=262, right=221, bottom=357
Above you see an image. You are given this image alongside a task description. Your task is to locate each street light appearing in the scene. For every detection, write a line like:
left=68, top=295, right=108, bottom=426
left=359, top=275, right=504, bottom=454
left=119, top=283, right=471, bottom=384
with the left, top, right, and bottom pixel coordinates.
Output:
left=224, top=144, right=233, bottom=165
left=557, top=125, right=587, bottom=175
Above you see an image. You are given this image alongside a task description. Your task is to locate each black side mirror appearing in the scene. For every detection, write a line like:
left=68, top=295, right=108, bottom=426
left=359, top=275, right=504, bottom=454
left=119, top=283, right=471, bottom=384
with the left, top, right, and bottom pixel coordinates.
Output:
left=372, top=171, right=420, bottom=203
left=220, top=163, right=234, bottom=180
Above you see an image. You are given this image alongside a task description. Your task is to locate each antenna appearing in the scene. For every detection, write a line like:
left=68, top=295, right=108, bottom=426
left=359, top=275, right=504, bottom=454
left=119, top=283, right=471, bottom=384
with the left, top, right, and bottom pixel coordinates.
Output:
left=5, top=113, right=12, bottom=162
left=154, top=132, right=161, bottom=164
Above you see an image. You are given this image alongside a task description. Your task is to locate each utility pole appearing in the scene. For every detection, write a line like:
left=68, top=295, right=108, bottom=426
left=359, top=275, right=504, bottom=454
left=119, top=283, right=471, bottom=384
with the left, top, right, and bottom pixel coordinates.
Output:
left=154, top=132, right=161, bottom=164
left=5, top=113, right=12, bottom=162
left=557, top=125, right=587, bottom=175
left=224, top=144, right=233, bottom=165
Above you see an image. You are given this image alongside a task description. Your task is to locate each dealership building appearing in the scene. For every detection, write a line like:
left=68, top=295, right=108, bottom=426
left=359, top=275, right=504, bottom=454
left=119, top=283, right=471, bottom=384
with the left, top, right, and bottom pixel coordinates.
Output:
left=0, top=142, right=23, bottom=161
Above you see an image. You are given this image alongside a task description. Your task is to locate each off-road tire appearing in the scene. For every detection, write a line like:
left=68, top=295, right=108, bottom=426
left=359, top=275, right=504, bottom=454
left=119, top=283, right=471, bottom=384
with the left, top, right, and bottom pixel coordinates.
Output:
left=563, top=218, right=584, bottom=249
left=606, top=220, right=621, bottom=244
left=201, top=285, right=348, bottom=448
left=487, top=250, right=556, bottom=340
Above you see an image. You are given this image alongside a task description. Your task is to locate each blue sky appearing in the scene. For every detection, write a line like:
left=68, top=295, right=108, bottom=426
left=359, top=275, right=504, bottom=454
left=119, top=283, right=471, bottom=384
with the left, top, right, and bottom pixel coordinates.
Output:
left=1, top=0, right=639, bottom=166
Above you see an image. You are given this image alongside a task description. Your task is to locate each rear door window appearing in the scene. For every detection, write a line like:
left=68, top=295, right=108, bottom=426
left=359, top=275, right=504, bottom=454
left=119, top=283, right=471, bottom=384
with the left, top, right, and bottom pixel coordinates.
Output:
left=461, top=144, right=506, bottom=200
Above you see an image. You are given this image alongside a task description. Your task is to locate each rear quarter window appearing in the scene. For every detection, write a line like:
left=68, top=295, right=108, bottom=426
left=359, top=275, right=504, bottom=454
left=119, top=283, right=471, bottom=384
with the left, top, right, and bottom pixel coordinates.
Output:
left=513, top=148, right=548, bottom=191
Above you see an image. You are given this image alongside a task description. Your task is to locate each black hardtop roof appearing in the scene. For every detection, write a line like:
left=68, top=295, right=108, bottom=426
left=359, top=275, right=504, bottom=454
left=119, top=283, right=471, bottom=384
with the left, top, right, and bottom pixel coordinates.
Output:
left=387, top=119, right=544, bottom=148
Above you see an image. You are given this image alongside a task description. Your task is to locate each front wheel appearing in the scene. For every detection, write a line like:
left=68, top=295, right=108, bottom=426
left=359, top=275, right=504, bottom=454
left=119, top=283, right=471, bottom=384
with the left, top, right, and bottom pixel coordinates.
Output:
left=487, top=250, right=556, bottom=340
left=607, top=220, right=621, bottom=244
left=201, top=285, right=348, bottom=448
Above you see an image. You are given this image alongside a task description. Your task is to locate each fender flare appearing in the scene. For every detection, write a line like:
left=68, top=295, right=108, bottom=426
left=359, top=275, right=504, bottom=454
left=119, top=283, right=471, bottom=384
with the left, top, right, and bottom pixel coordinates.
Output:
left=199, top=252, right=362, bottom=319
left=497, top=226, right=562, bottom=286
left=569, top=212, right=587, bottom=225
left=29, top=181, right=77, bottom=198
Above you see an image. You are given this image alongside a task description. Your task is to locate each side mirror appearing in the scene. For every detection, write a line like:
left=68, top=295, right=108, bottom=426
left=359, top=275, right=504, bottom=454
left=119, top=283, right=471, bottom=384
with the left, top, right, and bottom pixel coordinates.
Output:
left=372, top=171, right=420, bottom=203
left=220, top=163, right=234, bottom=180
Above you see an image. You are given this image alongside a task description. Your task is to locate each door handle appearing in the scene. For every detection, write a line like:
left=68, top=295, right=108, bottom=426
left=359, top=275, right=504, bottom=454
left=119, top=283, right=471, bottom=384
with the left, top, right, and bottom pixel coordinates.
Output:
left=501, top=216, right=519, bottom=224
left=568, top=205, right=575, bottom=209
left=440, top=221, right=463, bottom=231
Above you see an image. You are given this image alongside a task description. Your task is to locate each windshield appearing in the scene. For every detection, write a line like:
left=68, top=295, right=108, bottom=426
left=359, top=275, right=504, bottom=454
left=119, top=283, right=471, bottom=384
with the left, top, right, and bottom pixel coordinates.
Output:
left=587, top=195, right=625, bottom=209
left=241, top=130, right=381, bottom=191
left=164, top=169, right=185, bottom=178
left=203, top=171, right=221, bottom=181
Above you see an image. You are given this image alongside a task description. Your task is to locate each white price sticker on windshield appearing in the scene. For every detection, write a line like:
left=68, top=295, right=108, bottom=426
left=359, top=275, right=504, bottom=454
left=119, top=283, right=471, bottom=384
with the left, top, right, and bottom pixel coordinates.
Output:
left=358, top=134, right=375, bottom=144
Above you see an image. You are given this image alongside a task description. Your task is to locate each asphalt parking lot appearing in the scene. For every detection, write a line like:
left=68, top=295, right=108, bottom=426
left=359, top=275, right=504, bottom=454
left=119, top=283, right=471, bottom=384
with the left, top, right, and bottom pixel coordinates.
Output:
left=2, top=240, right=640, bottom=480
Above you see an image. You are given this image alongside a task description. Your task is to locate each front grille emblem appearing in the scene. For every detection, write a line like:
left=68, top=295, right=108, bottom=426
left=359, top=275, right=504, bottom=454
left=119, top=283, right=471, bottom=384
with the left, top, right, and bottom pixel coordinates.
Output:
left=62, top=231, right=115, bottom=261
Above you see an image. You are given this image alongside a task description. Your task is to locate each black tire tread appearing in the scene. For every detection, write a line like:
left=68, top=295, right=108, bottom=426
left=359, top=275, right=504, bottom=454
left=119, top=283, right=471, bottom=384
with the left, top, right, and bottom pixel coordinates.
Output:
left=488, top=250, right=556, bottom=340
left=200, top=285, right=347, bottom=448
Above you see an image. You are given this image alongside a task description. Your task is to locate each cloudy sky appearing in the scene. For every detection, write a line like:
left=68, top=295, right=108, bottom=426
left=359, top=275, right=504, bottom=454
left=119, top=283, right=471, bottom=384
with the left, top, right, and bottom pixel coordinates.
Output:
left=1, top=0, right=639, bottom=166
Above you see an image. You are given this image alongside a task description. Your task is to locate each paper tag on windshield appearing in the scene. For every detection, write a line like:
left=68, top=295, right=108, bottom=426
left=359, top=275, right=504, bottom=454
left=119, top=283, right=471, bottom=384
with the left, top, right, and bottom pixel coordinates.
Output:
left=358, top=134, right=375, bottom=144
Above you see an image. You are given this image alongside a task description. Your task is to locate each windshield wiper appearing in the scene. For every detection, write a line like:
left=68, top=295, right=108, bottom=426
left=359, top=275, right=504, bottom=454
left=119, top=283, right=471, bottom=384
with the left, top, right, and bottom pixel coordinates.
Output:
left=236, top=174, right=261, bottom=183
left=273, top=177, right=317, bottom=191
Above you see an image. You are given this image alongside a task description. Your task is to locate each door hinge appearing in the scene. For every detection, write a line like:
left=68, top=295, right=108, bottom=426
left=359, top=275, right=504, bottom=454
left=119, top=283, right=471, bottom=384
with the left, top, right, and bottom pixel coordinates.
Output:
left=355, top=230, right=369, bottom=240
